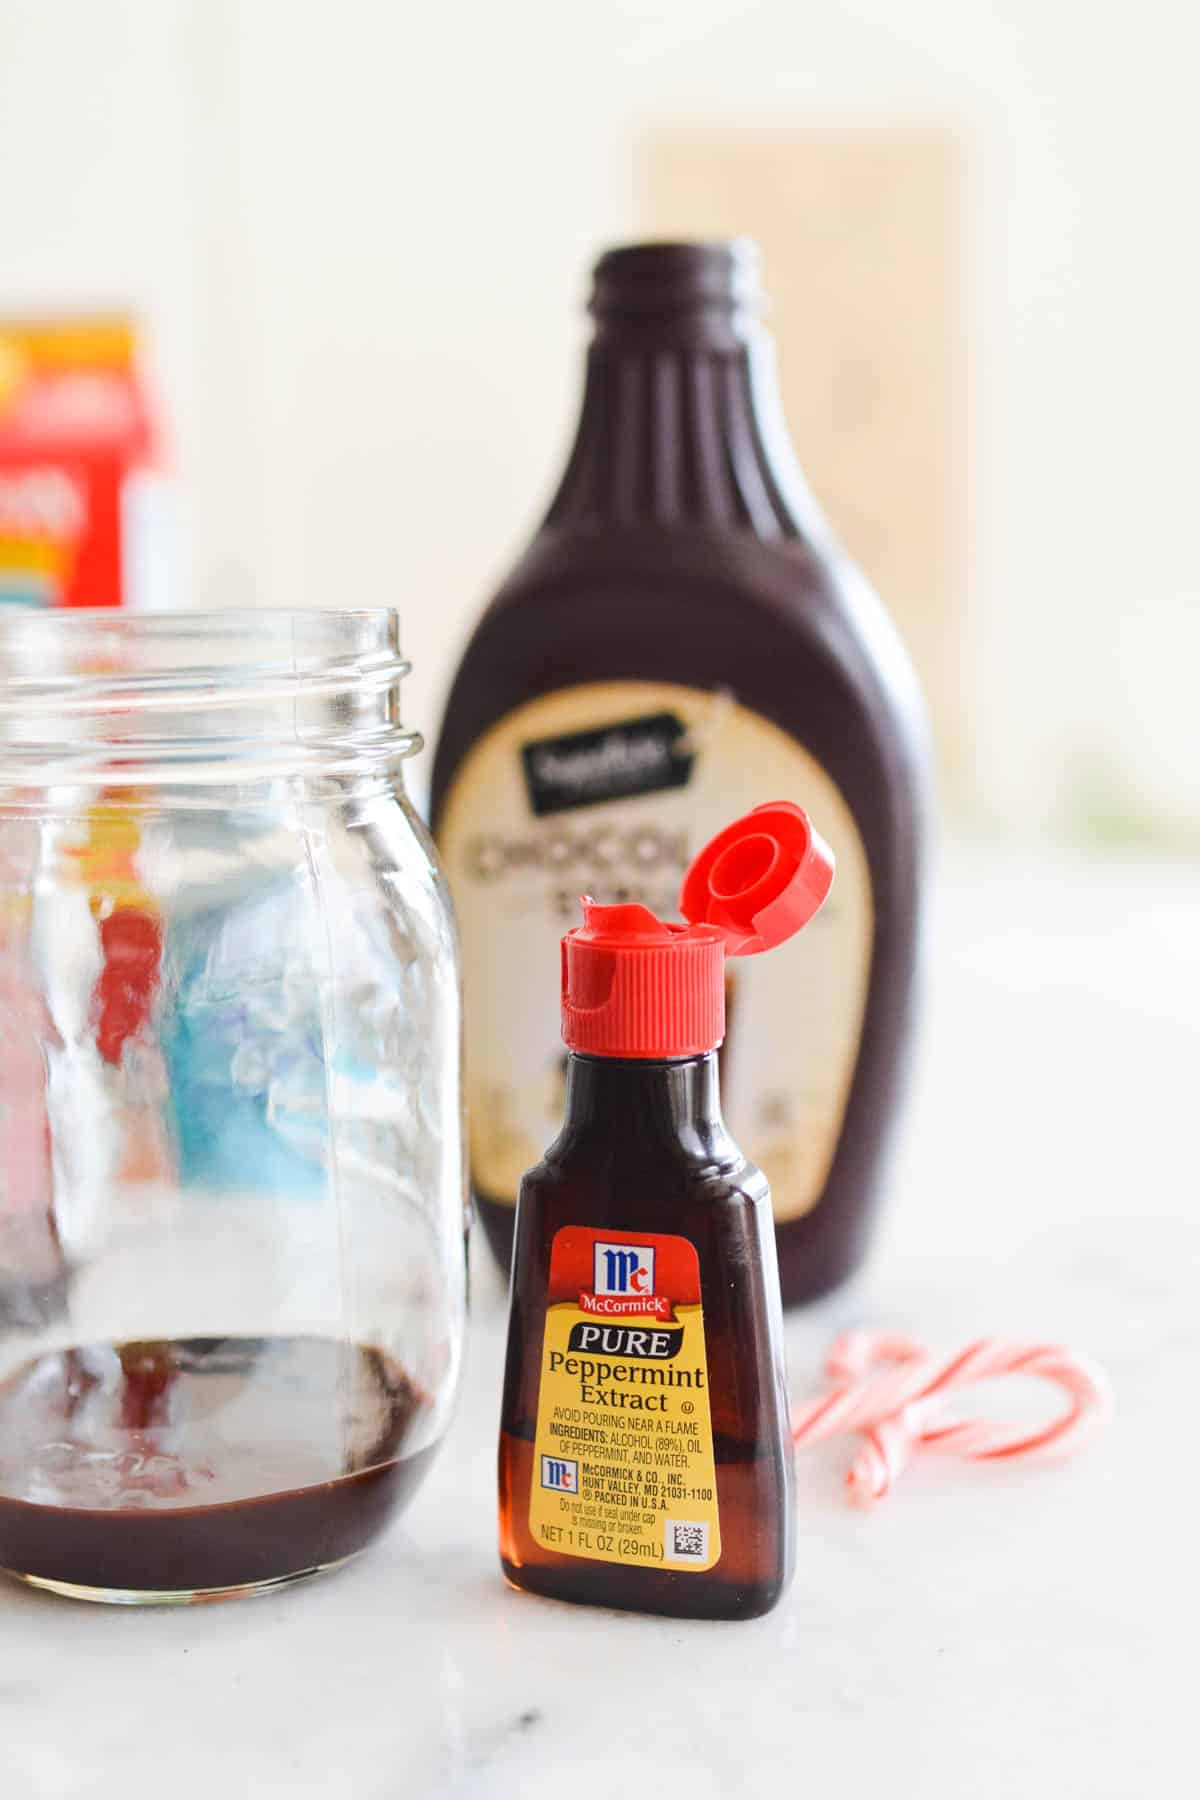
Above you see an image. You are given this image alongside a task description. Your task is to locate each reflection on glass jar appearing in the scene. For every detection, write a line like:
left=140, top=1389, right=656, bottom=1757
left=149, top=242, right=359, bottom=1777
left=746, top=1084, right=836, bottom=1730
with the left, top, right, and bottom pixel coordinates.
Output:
left=0, top=609, right=465, bottom=1603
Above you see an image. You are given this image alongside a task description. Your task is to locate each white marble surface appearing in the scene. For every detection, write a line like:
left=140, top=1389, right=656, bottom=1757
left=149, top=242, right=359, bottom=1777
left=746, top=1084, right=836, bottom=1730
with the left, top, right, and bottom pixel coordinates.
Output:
left=2, top=848, right=1196, bottom=1799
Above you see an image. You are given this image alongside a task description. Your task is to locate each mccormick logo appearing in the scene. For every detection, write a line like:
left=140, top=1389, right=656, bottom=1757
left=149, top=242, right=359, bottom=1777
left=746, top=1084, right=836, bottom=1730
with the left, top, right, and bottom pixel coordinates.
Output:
left=580, top=1242, right=673, bottom=1319
left=593, top=1242, right=655, bottom=1297
left=520, top=712, right=694, bottom=817
left=541, top=1455, right=578, bottom=1493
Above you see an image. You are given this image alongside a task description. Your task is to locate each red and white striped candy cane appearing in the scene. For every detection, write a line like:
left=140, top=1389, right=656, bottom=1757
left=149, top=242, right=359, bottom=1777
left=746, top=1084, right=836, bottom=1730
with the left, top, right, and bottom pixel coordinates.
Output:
left=791, top=1330, right=1111, bottom=1509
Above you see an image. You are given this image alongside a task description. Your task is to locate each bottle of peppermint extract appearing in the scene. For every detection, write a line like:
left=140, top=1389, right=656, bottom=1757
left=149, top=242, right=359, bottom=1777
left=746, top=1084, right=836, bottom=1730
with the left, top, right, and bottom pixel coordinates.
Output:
left=499, top=802, right=833, bottom=1619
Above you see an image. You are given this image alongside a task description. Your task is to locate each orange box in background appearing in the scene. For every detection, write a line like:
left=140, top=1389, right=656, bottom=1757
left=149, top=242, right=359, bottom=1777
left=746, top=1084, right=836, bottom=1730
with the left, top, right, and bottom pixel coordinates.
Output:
left=0, top=316, right=172, bottom=609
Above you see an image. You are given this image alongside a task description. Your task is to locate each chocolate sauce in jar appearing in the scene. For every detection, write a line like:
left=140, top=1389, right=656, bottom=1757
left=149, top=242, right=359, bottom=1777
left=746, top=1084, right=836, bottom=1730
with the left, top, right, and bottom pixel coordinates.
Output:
left=0, top=1336, right=433, bottom=1598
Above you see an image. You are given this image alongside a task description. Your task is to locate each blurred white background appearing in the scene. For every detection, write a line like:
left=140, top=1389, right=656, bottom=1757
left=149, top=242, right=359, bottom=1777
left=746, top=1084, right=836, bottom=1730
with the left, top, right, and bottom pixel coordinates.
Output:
left=1, top=0, right=1196, bottom=842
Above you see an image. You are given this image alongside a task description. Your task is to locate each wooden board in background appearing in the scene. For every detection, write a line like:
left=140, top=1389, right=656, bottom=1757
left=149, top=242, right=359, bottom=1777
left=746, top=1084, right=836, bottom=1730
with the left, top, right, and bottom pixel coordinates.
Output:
left=641, top=127, right=966, bottom=787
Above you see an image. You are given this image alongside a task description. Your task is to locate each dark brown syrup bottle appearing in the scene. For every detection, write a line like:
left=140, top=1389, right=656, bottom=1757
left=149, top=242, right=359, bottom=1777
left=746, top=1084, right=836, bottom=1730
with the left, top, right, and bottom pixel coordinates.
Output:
left=432, top=240, right=932, bottom=1305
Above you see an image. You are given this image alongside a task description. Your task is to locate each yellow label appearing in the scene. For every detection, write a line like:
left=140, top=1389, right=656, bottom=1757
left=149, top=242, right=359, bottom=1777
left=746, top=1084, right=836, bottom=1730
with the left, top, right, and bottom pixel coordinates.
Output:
left=528, top=1227, right=721, bottom=1572
left=437, top=681, right=873, bottom=1224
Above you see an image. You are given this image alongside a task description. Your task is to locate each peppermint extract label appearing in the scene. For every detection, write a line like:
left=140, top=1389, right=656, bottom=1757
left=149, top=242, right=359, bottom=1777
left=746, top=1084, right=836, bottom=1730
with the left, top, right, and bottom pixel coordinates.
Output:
left=528, top=1226, right=721, bottom=1573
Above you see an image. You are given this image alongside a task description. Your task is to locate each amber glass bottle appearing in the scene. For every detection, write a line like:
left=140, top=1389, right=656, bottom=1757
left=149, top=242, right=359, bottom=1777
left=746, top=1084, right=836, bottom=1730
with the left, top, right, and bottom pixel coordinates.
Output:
left=433, top=240, right=931, bottom=1306
left=499, top=802, right=832, bottom=1619
left=498, top=1052, right=793, bottom=1620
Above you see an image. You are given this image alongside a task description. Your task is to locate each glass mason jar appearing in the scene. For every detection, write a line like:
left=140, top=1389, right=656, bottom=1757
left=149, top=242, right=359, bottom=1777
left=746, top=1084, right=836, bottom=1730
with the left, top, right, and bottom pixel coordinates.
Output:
left=0, top=610, right=465, bottom=1603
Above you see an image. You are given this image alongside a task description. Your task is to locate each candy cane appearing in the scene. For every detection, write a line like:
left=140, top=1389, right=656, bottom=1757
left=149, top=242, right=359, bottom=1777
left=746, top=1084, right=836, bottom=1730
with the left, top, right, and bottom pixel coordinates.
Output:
left=792, top=1330, right=1111, bottom=1509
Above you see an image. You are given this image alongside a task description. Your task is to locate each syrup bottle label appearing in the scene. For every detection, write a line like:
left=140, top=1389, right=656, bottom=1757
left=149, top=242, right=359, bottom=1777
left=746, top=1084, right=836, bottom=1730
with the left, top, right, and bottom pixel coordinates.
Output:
left=528, top=1225, right=722, bottom=1572
left=438, top=679, right=873, bottom=1223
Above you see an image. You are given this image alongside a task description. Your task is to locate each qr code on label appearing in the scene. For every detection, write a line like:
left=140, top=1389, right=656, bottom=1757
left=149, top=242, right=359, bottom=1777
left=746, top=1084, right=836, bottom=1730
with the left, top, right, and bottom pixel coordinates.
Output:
left=665, top=1520, right=709, bottom=1561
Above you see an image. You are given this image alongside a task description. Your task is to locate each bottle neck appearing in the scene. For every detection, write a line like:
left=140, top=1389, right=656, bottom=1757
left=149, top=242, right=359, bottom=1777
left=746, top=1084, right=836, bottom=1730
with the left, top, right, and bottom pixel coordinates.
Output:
left=544, top=241, right=827, bottom=542
left=562, top=1051, right=728, bottom=1161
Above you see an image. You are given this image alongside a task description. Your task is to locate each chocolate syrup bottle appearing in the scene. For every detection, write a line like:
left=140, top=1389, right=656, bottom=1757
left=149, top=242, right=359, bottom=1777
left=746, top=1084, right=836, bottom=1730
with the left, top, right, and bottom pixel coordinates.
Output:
left=433, top=240, right=932, bottom=1305
left=499, top=803, right=832, bottom=1619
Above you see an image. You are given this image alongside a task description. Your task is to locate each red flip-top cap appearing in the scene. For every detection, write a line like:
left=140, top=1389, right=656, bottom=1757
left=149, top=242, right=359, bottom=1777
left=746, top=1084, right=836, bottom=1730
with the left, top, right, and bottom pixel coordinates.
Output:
left=678, top=800, right=834, bottom=954
left=561, top=801, right=834, bottom=1058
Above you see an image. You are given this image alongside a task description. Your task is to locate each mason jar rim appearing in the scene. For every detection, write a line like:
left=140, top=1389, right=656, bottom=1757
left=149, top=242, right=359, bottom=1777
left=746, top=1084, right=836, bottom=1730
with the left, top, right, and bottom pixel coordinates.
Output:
left=0, top=607, right=421, bottom=789
left=0, top=607, right=412, bottom=717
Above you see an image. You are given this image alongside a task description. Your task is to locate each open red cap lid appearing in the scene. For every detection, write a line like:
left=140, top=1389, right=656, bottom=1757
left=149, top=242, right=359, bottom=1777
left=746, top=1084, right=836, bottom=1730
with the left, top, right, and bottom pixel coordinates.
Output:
left=560, top=800, right=835, bottom=1058
left=679, top=800, right=835, bottom=956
